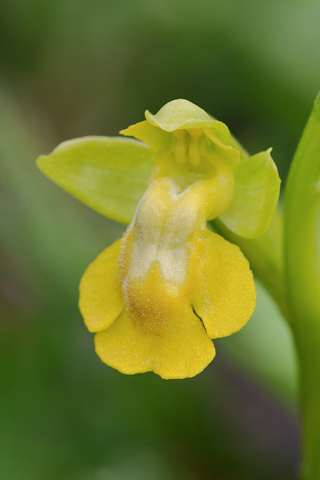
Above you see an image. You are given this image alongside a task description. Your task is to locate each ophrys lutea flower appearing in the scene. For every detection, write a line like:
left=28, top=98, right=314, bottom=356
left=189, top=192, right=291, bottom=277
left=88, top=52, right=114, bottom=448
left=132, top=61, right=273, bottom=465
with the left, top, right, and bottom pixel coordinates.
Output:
left=37, top=99, right=280, bottom=378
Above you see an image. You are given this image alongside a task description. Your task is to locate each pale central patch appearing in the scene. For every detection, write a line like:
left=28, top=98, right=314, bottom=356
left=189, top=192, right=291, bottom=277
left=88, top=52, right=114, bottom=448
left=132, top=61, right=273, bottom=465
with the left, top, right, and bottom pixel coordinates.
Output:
left=125, top=179, right=200, bottom=286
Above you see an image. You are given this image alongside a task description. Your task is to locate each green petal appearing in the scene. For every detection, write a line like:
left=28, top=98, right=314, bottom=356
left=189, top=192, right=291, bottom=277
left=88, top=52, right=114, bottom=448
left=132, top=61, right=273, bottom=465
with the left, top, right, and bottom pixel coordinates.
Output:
left=37, top=136, right=154, bottom=224
left=120, top=120, right=171, bottom=152
left=220, top=148, right=280, bottom=238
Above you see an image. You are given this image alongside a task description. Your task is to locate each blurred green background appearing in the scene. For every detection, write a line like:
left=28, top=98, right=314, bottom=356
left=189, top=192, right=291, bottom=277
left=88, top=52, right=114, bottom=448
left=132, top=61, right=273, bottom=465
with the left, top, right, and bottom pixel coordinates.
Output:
left=1, top=1, right=320, bottom=478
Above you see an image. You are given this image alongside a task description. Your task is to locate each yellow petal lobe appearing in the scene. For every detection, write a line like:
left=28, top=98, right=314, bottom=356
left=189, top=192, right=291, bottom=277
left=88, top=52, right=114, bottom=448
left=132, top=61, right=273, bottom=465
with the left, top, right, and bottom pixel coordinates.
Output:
left=94, top=302, right=215, bottom=379
left=192, top=230, right=256, bottom=339
left=79, top=239, right=124, bottom=332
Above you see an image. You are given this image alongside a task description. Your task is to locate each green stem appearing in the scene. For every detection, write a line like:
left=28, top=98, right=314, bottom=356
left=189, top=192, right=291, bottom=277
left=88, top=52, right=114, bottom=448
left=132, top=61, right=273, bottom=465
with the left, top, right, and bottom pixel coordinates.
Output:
left=284, top=92, right=320, bottom=479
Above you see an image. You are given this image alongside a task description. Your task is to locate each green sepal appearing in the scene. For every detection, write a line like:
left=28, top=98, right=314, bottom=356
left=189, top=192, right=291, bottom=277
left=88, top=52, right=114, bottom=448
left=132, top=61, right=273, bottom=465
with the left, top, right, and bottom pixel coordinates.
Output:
left=145, top=99, right=228, bottom=134
left=220, top=148, right=280, bottom=238
left=37, top=136, right=154, bottom=225
left=121, top=99, right=239, bottom=165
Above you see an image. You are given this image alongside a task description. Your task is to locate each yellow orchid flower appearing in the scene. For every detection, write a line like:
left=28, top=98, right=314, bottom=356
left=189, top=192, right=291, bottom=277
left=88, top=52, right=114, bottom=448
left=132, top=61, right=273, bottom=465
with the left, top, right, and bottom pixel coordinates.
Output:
left=37, top=99, right=280, bottom=379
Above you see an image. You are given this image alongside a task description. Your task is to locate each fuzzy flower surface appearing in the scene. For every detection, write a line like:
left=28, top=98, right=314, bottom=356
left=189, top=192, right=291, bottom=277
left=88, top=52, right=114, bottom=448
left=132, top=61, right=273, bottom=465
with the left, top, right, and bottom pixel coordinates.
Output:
left=38, top=99, right=280, bottom=379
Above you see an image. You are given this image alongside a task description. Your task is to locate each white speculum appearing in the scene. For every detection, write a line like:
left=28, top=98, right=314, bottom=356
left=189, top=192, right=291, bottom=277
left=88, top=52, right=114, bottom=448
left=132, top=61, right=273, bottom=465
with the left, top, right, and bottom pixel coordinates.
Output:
left=122, top=130, right=233, bottom=288
left=124, top=178, right=200, bottom=286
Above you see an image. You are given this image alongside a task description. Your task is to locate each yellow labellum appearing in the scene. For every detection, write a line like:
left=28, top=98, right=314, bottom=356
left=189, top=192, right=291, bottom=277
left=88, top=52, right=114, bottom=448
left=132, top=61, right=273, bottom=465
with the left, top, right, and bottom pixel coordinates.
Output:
left=80, top=169, right=256, bottom=378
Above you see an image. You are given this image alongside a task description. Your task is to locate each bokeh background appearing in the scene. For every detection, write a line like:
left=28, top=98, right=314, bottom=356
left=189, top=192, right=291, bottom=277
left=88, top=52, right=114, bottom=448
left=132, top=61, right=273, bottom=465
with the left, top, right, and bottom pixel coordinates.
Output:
left=1, top=1, right=320, bottom=479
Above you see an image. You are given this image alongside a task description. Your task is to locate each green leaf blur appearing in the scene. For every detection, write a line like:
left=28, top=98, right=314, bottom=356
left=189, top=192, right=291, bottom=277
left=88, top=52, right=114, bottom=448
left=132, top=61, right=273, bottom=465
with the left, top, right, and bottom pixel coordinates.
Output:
left=3, top=0, right=320, bottom=478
